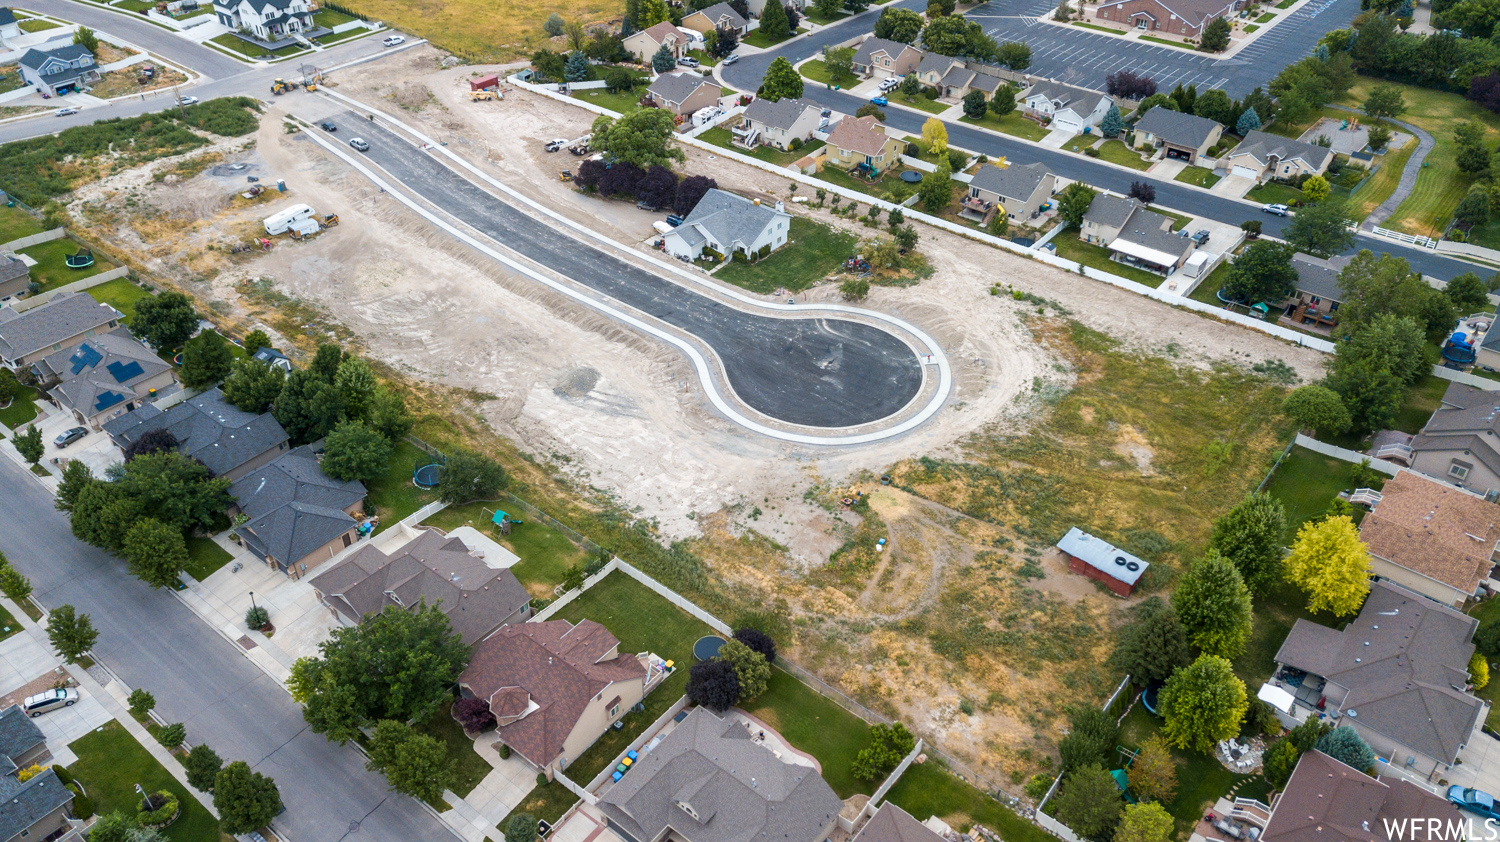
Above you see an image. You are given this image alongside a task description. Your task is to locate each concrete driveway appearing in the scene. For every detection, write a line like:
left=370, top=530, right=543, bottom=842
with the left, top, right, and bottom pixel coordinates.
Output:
left=1211, top=174, right=1258, bottom=199
left=31, top=406, right=123, bottom=478
left=1450, top=727, right=1500, bottom=796
left=440, top=737, right=537, bottom=842
left=0, top=627, right=111, bottom=766
left=1039, top=126, right=1075, bottom=149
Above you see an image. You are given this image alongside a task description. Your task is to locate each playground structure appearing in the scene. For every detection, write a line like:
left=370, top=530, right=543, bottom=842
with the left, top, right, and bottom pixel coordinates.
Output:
left=65, top=247, right=94, bottom=269
left=486, top=507, right=524, bottom=535
left=1444, top=330, right=1479, bottom=366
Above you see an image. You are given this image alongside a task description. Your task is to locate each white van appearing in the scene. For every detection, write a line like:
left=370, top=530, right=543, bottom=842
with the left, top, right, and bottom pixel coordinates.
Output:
left=263, top=203, right=315, bottom=235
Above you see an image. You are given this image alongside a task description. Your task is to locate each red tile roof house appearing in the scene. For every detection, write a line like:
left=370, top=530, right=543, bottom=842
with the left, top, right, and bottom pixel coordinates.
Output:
left=458, top=619, right=670, bottom=778
left=1093, top=0, right=1245, bottom=38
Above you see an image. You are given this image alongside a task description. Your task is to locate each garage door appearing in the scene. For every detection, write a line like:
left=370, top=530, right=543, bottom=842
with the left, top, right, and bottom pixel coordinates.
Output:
left=1232, top=165, right=1260, bottom=180
left=1056, top=117, right=1084, bottom=134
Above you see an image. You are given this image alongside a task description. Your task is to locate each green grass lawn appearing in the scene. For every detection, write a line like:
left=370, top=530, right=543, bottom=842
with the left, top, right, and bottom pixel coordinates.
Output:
left=798, top=59, right=856, bottom=89
left=887, top=761, right=1052, bottom=842
left=572, top=87, right=642, bottom=116
left=814, top=164, right=913, bottom=203
left=18, top=18, right=61, bottom=32
left=1255, top=11, right=1276, bottom=20
left=0, top=383, right=38, bottom=429
left=1244, top=24, right=1261, bottom=32
left=0, top=206, right=45, bottom=245
left=209, top=33, right=300, bottom=59
left=1392, top=373, right=1450, bottom=434
left=183, top=535, right=233, bottom=581
left=1117, top=704, right=1266, bottom=833
left=1348, top=135, right=1415, bottom=221
left=363, top=440, right=437, bottom=532
left=69, top=721, right=220, bottom=841
left=713, top=218, right=856, bottom=294
left=740, top=668, right=874, bottom=799
left=87, top=278, right=155, bottom=324
left=803, top=7, right=850, bottom=23
left=1246, top=181, right=1304, bottom=205
left=423, top=501, right=588, bottom=598
left=1261, top=444, right=1384, bottom=537
left=502, top=778, right=577, bottom=832
left=1095, top=139, right=1151, bottom=170
left=959, top=110, right=1049, bottom=141
left=1061, top=133, right=1099, bottom=154
left=1051, top=231, right=1165, bottom=285
left=314, top=7, right=356, bottom=25
left=415, top=701, right=491, bottom=800
left=741, top=28, right=797, bottom=48
left=886, top=91, right=948, bottom=115
left=1072, top=21, right=1121, bottom=33
left=1469, top=599, right=1500, bottom=732
left=1176, top=165, right=1221, bottom=188
left=697, top=126, right=824, bottom=167
left=21, top=238, right=114, bottom=292
left=1140, top=35, right=1195, bottom=48
left=0, top=602, right=21, bottom=643
left=1188, top=259, right=1232, bottom=307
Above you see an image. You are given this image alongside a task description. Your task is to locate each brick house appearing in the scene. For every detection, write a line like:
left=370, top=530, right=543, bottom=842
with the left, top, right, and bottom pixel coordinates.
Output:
left=1093, top=0, right=1244, bottom=37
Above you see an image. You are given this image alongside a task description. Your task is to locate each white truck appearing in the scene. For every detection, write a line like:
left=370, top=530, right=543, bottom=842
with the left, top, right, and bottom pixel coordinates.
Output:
left=263, top=203, right=315, bottom=235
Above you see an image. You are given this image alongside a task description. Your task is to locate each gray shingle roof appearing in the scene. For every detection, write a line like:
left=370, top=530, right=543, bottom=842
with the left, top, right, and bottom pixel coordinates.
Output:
left=649, top=71, right=715, bottom=106
left=743, top=97, right=815, bottom=132
left=0, top=768, right=71, bottom=841
left=914, top=52, right=959, bottom=76
left=969, top=162, right=1051, bottom=203
left=0, top=292, right=121, bottom=363
left=968, top=72, right=1004, bottom=93
left=853, top=37, right=913, bottom=67
left=939, top=66, right=975, bottom=89
left=0, top=707, right=43, bottom=775
left=1097, top=0, right=1238, bottom=28
left=1025, top=80, right=1109, bottom=114
left=17, top=43, right=93, bottom=71
left=103, top=386, right=288, bottom=477
left=599, top=707, right=843, bottom=842
left=1115, top=208, right=1191, bottom=262
left=42, top=329, right=172, bottom=418
left=0, top=8, right=16, bottom=26
left=1230, top=129, right=1335, bottom=172
left=1483, top=318, right=1500, bottom=353
left=853, top=803, right=946, bottom=842
left=231, top=445, right=364, bottom=568
left=675, top=189, right=787, bottom=252
left=0, top=256, right=27, bottom=286
left=1290, top=252, right=1350, bottom=302
left=689, top=2, right=746, bottom=29
left=1082, top=194, right=1140, bottom=230
left=1274, top=580, right=1484, bottom=765
left=1133, top=107, right=1221, bottom=149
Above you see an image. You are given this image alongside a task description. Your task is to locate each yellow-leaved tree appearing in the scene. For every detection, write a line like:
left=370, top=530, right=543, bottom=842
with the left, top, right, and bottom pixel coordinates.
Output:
left=1283, top=514, right=1370, bottom=616
left=921, top=117, right=948, bottom=155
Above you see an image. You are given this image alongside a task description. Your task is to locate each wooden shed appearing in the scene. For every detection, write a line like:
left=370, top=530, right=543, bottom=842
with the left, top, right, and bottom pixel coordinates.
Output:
left=1057, top=527, right=1148, bottom=596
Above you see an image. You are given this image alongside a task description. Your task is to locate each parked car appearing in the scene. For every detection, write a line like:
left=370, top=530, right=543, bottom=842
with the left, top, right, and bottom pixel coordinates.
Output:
left=22, top=689, right=77, bottom=718
left=319, top=121, right=337, bottom=132
left=1263, top=203, right=1289, bottom=216
left=176, top=95, right=198, bottom=105
left=870, top=96, right=888, bottom=106
left=349, top=138, right=370, bottom=152
left=383, top=35, right=405, bottom=46
left=53, top=427, right=88, bottom=448
left=678, top=56, right=700, bottom=68
left=723, top=53, right=740, bottom=65
left=878, top=77, right=900, bottom=92
left=544, top=138, right=570, bottom=152
left=666, top=214, right=685, bottom=227
left=54, top=107, right=78, bottom=117
left=1449, top=787, right=1500, bottom=821
left=1184, top=229, right=1211, bottom=245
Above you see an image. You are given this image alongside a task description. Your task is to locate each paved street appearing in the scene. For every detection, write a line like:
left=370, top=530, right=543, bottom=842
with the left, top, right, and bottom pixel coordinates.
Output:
left=0, top=458, right=450, bottom=842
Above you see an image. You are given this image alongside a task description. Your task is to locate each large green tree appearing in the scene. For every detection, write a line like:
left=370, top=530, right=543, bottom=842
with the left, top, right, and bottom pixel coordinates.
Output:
left=321, top=421, right=391, bottom=483
left=1284, top=515, right=1370, bottom=616
left=759, top=56, right=804, bottom=100
left=920, top=15, right=996, bottom=59
left=121, top=518, right=190, bottom=589
left=46, top=604, right=97, bottom=664
left=184, top=744, right=223, bottom=793
left=1170, top=551, right=1253, bottom=658
left=590, top=109, right=686, bottom=169
left=221, top=356, right=286, bottom=414
left=436, top=449, right=507, bottom=504
left=132, top=291, right=198, bottom=351
left=1316, top=725, right=1375, bottom=770
left=69, top=480, right=141, bottom=552
left=1223, top=241, right=1297, bottom=304
left=1263, top=718, right=1330, bottom=789
left=1124, top=736, right=1177, bottom=804
left=105, top=452, right=232, bottom=535
left=1336, top=250, right=1456, bottom=343
left=180, top=331, right=233, bottom=391
left=1111, top=598, right=1190, bottom=686
left=873, top=7, right=924, bottom=41
left=759, top=0, right=790, bottom=40
left=274, top=369, right=346, bottom=446
left=717, top=638, right=770, bottom=700
left=334, top=357, right=378, bottom=424
left=368, top=387, right=414, bottom=441
left=997, top=40, right=1031, bottom=70
left=1200, top=16, right=1231, bottom=50
left=366, top=720, right=455, bottom=802
left=54, top=461, right=94, bottom=515
left=1058, top=707, right=1118, bottom=771
left=1056, top=183, right=1098, bottom=227
left=919, top=164, right=953, bottom=213
left=1115, top=802, right=1174, bottom=842
left=1282, top=384, right=1352, bottom=436
left=1446, top=272, right=1492, bottom=312
left=1283, top=198, right=1355, bottom=258
left=214, top=761, right=283, bottom=835
left=12, top=426, right=41, bottom=466
left=1208, top=493, right=1288, bottom=595
left=1159, top=654, right=1247, bottom=753
left=1053, top=765, right=1124, bottom=841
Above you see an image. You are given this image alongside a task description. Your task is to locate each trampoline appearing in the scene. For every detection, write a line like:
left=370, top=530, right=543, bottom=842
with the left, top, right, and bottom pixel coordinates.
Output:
left=899, top=171, right=923, bottom=184
left=65, top=248, right=94, bottom=269
left=1445, top=331, right=1478, bottom=365
left=693, top=635, right=727, bottom=661
left=1141, top=683, right=1162, bottom=716
left=414, top=463, right=442, bottom=488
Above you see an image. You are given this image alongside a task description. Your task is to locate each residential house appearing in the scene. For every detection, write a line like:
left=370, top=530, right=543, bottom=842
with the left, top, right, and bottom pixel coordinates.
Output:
left=212, top=0, right=318, bottom=44
left=1132, top=107, right=1224, bottom=164
left=1478, top=318, right=1500, bottom=372
left=1356, top=471, right=1500, bottom=607
left=103, top=386, right=290, bottom=481
left=681, top=2, right=747, bottom=36
left=1224, top=130, right=1334, bottom=182
left=1081, top=194, right=1192, bottom=274
left=662, top=188, right=791, bottom=261
left=1022, top=80, right=1112, bottom=133
left=0, top=291, right=123, bottom=369
left=823, top=114, right=901, bottom=175
left=912, top=52, right=963, bottom=89
left=646, top=72, right=720, bottom=116
left=952, top=69, right=1007, bottom=101
left=35, top=330, right=177, bottom=429
left=1384, top=382, right=1500, bottom=499
left=1263, top=580, right=1486, bottom=777
left=0, top=255, right=28, bottom=301
left=962, top=162, right=1056, bottom=224
left=624, top=21, right=687, bottom=64
left=746, top=0, right=802, bottom=16
left=1056, top=527, right=1148, bottom=596
left=599, top=707, right=844, bottom=842
left=458, top=619, right=668, bottom=776
left=16, top=44, right=97, bottom=97
left=1093, top=0, right=1244, bottom=37
left=0, top=9, right=21, bottom=44
left=1282, top=252, right=1349, bottom=327
left=734, top=96, right=823, bottom=150
left=852, top=37, right=922, bottom=79
left=914, top=55, right=1023, bottom=95
left=230, top=445, right=366, bottom=580
left=310, top=528, right=529, bottom=642
left=0, top=707, right=47, bottom=775
left=0, top=767, right=74, bottom=842
left=852, top=804, right=952, bottom=842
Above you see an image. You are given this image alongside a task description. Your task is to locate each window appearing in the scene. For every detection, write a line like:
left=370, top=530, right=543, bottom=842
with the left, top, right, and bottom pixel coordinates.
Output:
left=610, top=702, right=621, bottom=717
left=1451, top=463, right=1472, bottom=481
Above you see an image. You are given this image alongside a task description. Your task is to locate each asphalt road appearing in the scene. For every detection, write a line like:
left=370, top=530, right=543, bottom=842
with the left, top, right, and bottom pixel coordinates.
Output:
left=14, top=0, right=248, bottom=79
left=0, top=458, right=441, bottom=842
left=328, top=112, right=926, bottom=429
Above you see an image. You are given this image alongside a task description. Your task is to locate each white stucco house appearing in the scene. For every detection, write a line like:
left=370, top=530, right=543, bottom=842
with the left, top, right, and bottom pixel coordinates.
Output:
left=1022, top=80, right=1112, bottom=133
left=213, top=0, right=316, bottom=43
left=662, top=189, right=792, bottom=262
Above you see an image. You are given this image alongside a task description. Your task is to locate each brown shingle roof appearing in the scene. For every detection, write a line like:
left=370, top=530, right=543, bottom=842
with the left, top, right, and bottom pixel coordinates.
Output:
left=639, top=20, right=680, bottom=44
left=1361, top=471, right=1499, bottom=595
left=1262, top=750, right=1461, bottom=842
left=459, top=619, right=647, bottom=769
left=825, top=115, right=892, bottom=158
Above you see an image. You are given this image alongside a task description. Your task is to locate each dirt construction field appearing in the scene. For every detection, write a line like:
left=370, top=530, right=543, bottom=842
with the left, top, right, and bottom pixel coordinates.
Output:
left=64, top=46, right=1327, bottom=780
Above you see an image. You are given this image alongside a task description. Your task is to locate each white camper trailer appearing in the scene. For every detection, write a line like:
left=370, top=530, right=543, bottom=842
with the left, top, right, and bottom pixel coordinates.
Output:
left=263, top=204, right=315, bottom=235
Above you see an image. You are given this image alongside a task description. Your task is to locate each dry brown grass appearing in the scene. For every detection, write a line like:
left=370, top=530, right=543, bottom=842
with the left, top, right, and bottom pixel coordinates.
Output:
left=339, top=0, right=623, bottom=61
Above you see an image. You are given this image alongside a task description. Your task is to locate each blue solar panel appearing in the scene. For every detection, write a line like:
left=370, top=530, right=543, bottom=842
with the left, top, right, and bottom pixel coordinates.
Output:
left=68, top=343, right=102, bottom=375
left=94, top=391, right=125, bottom=412
left=106, top=360, right=144, bottom=383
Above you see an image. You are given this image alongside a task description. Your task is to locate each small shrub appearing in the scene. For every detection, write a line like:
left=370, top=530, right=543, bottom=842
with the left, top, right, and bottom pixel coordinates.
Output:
left=1084, top=147, right=1101, bottom=157
left=137, top=790, right=180, bottom=828
left=244, top=606, right=269, bottom=629
left=499, top=744, right=512, bottom=759
left=72, top=792, right=95, bottom=820
left=959, top=699, right=975, bottom=715
left=454, top=697, right=498, bottom=732
left=155, top=723, right=187, bottom=749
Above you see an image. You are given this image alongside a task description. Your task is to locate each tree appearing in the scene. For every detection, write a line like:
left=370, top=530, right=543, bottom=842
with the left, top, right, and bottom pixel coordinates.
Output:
left=504, top=813, right=539, bottom=842
left=675, top=175, right=717, bottom=217
left=598, top=161, right=644, bottom=199
left=1473, top=652, right=1491, bottom=689
left=184, top=744, right=222, bottom=793
left=592, top=109, right=685, bottom=170
left=128, top=688, right=156, bottom=719
left=1171, top=551, right=1253, bottom=658
left=1316, top=725, right=1375, bottom=771
left=603, top=66, right=638, bottom=94
left=1363, top=84, right=1406, bottom=119
left=1200, top=16, right=1231, bottom=50
left=1284, top=515, right=1370, bottom=616
left=1456, top=189, right=1492, bottom=228
left=760, top=0, right=790, bottom=40
left=1112, top=599, right=1190, bottom=685
left=717, top=639, right=770, bottom=700
left=0, top=567, right=32, bottom=604
left=686, top=657, right=740, bottom=712
left=853, top=723, right=915, bottom=780
left=435, top=449, right=506, bottom=504
left=132, top=292, right=198, bottom=351
left=1137, top=93, right=1177, bottom=115
left=1223, top=241, right=1297, bottom=305
left=759, top=56, right=804, bottom=101
left=1331, top=314, right=1431, bottom=406
left=927, top=0, right=955, bottom=15
left=72, top=25, right=99, bottom=56
left=0, top=369, right=19, bottom=405
left=1284, top=197, right=1355, bottom=257
left=920, top=117, right=948, bottom=155
left=334, top=356, right=377, bottom=424
left=1170, top=83, right=1197, bottom=113
left=106, top=452, right=232, bottom=535
left=893, top=224, right=919, bottom=252
left=181, top=331, right=232, bottom=391
left=920, top=16, right=996, bottom=59
left=651, top=43, right=676, bottom=73
left=214, top=761, right=282, bottom=835
left=453, top=697, right=497, bottom=732
left=366, top=720, right=455, bottom=803
left=855, top=103, right=887, bottom=121
left=987, top=213, right=1009, bottom=237
left=1127, top=181, right=1156, bottom=205
left=69, top=480, right=140, bottom=552
left=1125, top=736, right=1177, bottom=803
left=840, top=277, right=870, bottom=300
left=366, top=387, right=412, bottom=443
left=637, top=165, right=678, bottom=213
left=321, top=421, right=391, bottom=483
left=1478, top=620, right=1500, bottom=658
left=900, top=73, right=921, bottom=97
left=155, top=722, right=186, bottom=748
left=910, top=163, right=949, bottom=214
left=1159, top=654, right=1247, bottom=753
left=1282, top=384, right=1352, bottom=435
left=963, top=89, right=988, bottom=119
left=543, top=12, right=565, bottom=35
left=1101, top=105, right=1127, bottom=138
left=221, top=356, right=286, bottom=414
left=1265, top=718, right=1330, bottom=788
left=289, top=604, right=470, bottom=736
left=121, top=519, right=188, bottom=589
left=87, top=812, right=135, bottom=842
left=1301, top=173, right=1331, bottom=203
left=1336, top=250, right=1454, bottom=343
left=1193, top=89, right=1235, bottom=125
left=532, top=49, right=566, bottom=82
left=273, top=369, right=345, bottom=446
left=814, top=0, right=841, bottom=19
left=1106, top=70, right=1157, bottom=100
left=123, top=428, right=179, bottom=462
left=1457, top=118, right=1492, bottom=175
left=1053, top=765, right=1124, bottom=842
left=1236, top=107, right=1261, bottom=135
left=997, top=40, right=1032, bottom=70
left=12, top=426, right=41, bottom=466
left=1209, top=493, right=1288, bottom=595
left=1056, top=183, right=1097, bottom=227
left=733, top=627, right=777, bottom=664
left=1447, top=272, right=1491, bottom=311
left=46, top=605, right=96, bottom=665
left=1058, top=707, right=1118, bottom=771
left=990, top=84, right=1017, bottom=117
left=1115, top=802, right=1174, bottom=842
